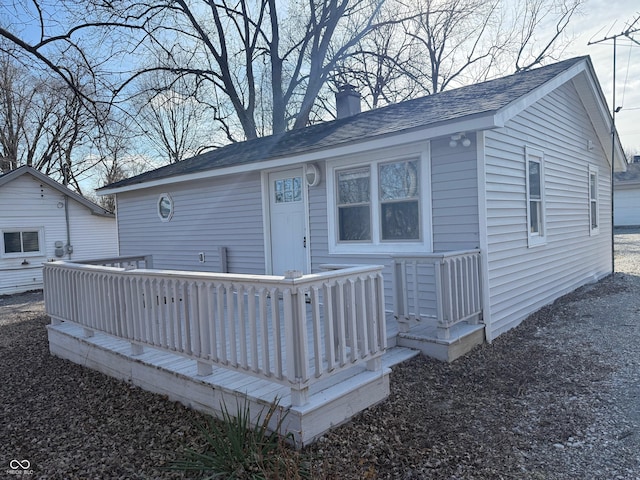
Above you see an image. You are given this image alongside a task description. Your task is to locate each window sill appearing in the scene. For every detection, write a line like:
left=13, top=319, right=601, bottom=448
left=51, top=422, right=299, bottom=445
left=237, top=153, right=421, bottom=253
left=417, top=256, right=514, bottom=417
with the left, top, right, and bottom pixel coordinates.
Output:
left=2, top=252, right=45, bottom=259
left=329, top=241, right=430, bottom=255
left=527, top=236, right=546, bottom=248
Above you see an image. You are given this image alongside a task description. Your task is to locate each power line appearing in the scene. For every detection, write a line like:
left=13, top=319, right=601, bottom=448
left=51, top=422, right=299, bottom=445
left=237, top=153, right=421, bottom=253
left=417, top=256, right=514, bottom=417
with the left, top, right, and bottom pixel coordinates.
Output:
left=588, top=14, right=640, bottom=276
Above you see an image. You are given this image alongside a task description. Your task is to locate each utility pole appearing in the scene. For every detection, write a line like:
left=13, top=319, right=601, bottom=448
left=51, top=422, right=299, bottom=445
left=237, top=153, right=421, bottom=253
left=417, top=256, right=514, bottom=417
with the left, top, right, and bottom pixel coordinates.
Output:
left=588, top=15, right=640, bottom=276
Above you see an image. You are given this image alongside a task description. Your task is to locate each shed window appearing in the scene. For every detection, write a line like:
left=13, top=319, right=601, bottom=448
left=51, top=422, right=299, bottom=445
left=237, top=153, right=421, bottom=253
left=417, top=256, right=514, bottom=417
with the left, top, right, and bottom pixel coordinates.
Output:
left=3, top=230, right=42, bottom=256
left=526, top=147, right=546, bottom=247
left=589, top=166, right=599, bottom=234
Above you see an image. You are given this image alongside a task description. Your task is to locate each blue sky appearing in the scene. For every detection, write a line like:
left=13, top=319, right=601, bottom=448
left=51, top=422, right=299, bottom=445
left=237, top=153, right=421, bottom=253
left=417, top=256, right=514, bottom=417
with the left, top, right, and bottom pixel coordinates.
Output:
left=570, top=0, right=640, bottom=153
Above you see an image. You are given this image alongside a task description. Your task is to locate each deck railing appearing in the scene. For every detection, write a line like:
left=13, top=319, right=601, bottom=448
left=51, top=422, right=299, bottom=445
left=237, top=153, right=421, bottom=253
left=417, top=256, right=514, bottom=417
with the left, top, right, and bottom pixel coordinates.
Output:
left=393, top=249, right=482, bottom=339
left=76, top=254, right=154, bottom=269
left=43, top=260, right=386, bottom=406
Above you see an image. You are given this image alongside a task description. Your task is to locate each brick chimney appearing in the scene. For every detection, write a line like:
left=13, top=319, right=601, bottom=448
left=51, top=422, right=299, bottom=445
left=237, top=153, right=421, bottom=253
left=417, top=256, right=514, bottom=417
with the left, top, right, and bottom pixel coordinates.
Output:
left=336, top=84, right=361, bottom=119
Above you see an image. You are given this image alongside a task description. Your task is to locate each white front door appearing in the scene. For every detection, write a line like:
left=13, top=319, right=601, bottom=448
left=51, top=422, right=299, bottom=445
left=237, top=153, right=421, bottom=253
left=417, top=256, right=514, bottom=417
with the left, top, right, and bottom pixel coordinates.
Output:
left=268, top=169, right=307, bottom=275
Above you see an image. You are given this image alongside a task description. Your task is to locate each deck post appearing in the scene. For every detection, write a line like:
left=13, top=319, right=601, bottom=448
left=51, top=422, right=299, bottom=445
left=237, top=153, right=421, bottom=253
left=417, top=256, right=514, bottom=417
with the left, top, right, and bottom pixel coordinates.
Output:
left=197, top=360, right=213, bottom=376
left=131, top=342, right=144, bottom=356
left=283, top=270, right=310, bottom=407
left=291, top=386, right=309, bottom=406
left=393, top=260, right=410, bottom=333
left=366, top=357, right=381, bottom=372
left=434, top=260, right=451, bottom=340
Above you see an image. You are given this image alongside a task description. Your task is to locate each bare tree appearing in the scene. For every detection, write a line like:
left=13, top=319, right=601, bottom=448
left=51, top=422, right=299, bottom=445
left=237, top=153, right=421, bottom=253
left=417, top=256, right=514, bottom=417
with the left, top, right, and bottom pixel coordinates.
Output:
left=90, top=114, right=152, bottom=212
left=0, top=50, right=101, bottom=192
left=0, top=0, right=583, bottom=154
left=134, top=72, right=217, bottom=164
left=333, top=3, right=422, bottom=109
left=404, top=0, right=582, bottom=93
left=335, top=0, right=582, bottom=105
left=71, top=0, right=387, bottom=140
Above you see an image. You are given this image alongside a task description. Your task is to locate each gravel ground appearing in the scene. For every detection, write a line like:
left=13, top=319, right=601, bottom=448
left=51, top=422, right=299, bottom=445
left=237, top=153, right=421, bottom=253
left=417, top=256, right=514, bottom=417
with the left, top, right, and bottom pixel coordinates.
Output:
left=1, top=231, right=639, bottom=479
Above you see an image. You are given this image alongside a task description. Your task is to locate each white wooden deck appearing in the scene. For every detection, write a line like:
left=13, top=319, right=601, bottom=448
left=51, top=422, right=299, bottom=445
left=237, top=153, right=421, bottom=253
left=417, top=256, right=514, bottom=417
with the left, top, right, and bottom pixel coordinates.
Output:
left=47, top=313, right=417, bottom=446
left=44, top=261, right=419, bottom=446
left=44, top=251, right=485, bottom=445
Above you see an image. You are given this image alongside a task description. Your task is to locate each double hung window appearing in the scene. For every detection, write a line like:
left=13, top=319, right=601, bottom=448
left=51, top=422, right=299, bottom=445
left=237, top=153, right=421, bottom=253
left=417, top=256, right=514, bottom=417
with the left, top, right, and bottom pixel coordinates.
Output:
left=526, top=147, right=546, bottom=246
left=589, top=166, right=599, bottom=234
left=3, top=230, right=42, bottom=256
left=331, top=153, right=428, bottom=253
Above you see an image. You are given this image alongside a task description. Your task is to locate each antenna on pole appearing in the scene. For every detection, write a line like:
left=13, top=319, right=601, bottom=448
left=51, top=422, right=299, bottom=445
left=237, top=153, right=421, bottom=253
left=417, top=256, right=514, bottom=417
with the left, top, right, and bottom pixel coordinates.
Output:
left=588, top=14, right=640, bottom=276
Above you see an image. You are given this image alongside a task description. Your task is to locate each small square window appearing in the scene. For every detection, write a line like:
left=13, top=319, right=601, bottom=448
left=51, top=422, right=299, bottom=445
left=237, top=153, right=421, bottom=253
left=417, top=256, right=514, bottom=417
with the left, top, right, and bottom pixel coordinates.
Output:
left=274, top=176, right=302, bottom=203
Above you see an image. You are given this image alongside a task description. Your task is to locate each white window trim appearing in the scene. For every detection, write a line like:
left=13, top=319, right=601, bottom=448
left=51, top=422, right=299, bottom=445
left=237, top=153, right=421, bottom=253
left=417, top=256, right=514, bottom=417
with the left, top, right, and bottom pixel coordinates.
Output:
left=589, top=165, right=599, bottom=236
left=1, top=227, right=45, bottom=258
left=157, top=193, right=174, bottom=222
left=326, top=143, right=432, bottom=255
left=525, top=146, right=546, bottom=248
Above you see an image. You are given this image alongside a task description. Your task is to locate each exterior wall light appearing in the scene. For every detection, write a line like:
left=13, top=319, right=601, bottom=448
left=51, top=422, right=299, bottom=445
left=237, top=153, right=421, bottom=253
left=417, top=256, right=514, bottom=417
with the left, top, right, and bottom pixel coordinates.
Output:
left=449, top=133, right=471, bottom=148
left=305, top=164, right=321, bottom=187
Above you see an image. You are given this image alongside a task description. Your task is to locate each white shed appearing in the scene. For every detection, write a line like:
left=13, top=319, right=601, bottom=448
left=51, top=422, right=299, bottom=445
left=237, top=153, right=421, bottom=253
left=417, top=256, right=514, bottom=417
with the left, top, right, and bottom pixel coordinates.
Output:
left=614, top=162, right=640, bottom=227
left=0, top=166, right=118, bottom=295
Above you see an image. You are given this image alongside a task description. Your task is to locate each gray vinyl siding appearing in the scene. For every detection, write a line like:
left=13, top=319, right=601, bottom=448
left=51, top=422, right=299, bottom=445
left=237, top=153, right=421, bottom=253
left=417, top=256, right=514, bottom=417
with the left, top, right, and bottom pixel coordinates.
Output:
left=308, top=139, right=480, bottom=313
left=117, top=173, right=265, bottom=274
left=431, top=136, right=479, bottom=251
left=483, top=81, right=612, bottom=340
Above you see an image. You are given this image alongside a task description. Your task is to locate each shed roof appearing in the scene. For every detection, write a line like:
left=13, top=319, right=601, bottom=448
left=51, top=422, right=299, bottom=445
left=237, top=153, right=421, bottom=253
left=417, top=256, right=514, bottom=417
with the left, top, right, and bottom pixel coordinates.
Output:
left=615, top=162, right=640, bottom=185
left=0, top=166, right=114, bottom=217
left=101, top=56, right=624, bottom=193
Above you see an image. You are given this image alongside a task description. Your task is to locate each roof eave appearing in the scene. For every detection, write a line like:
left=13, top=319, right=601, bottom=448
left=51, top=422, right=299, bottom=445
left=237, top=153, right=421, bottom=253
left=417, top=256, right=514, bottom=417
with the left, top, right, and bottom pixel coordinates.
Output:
left=99, top=113, right=499, bottom=196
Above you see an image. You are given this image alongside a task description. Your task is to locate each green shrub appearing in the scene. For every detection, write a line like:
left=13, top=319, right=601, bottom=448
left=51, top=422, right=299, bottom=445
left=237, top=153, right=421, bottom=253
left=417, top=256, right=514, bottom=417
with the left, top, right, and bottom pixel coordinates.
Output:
left=171, top=397, right=311, bottom=479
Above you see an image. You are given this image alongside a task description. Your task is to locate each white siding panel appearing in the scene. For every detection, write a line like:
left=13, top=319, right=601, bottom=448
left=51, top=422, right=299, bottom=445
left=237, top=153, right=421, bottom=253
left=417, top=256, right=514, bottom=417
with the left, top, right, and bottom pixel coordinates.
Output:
left=614, top=186, right=640, bottom=226
left=117, top=173, right=265, bottom=274
left=484, top=81, right=611, bottom=340
left=0, top=174, right=117, bottom=295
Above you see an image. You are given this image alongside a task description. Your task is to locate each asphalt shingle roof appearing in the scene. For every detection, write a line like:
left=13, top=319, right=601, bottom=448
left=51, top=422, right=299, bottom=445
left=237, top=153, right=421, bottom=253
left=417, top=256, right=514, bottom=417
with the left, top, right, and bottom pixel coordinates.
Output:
left=103, top=56, right=586, bottom=190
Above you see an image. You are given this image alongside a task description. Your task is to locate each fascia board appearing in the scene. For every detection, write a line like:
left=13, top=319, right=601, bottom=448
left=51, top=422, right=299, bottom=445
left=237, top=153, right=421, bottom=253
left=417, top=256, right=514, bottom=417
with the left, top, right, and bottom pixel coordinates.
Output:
left=571, top=69, right=627, bottom=172
left=99, top=114, right=498, bottom=196
left=493, top=59, right=588, bottom=127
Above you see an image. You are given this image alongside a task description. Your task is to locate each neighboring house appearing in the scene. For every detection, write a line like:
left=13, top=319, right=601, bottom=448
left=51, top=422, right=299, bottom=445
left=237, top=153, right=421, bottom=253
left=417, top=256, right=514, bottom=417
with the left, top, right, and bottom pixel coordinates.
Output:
left=614, top=159, right=640, bottom=227
left=0, top=166, right=118, bottom=295
left=100, top=55, right=625, bottom=349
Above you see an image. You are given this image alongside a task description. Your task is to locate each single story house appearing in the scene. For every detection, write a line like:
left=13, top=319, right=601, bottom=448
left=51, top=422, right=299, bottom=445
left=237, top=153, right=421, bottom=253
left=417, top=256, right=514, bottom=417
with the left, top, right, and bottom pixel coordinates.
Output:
left=614, top=159, right=640, bottom=227
left=43, top=55, right=626, bottom=444
left=100, top=54, right=624, bottom=346
left=0, top=166, right=118, bottom=295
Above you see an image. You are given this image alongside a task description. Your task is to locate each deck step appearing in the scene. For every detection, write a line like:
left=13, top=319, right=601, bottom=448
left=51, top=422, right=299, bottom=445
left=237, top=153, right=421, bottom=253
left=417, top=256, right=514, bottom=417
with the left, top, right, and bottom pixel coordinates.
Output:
left=382, top=346, right=420, bottom=367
